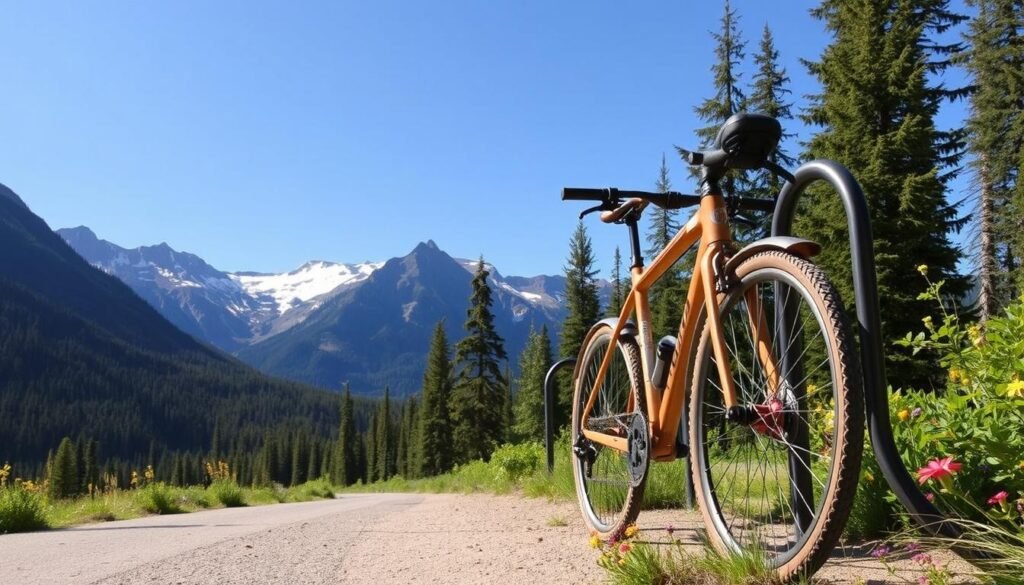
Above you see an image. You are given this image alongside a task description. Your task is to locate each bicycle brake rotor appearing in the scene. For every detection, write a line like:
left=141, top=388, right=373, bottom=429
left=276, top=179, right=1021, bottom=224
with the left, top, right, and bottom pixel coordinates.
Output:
left=627, top=411, right=650, bottom=487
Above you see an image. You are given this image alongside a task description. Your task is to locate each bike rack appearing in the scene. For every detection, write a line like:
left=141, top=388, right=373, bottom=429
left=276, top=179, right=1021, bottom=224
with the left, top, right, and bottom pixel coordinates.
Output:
left=773, top=159, right=958, bottom=538
left=544, top=158, right=957, bottom=536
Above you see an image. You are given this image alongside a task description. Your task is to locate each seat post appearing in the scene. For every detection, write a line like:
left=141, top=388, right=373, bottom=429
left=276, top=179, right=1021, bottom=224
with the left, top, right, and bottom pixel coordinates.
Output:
left=626, top=213, right=643, bottom=270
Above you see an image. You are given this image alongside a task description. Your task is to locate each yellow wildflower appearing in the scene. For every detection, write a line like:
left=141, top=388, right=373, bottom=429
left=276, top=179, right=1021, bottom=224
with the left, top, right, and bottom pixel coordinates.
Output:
left=864, top=471, right=875, bottom=482
left=589, top=534, right=601, bottom=549
left=624, top=525, right=638, bottom=539
left=917, top=264, right=928, bottom=276
left=1006, top=380, right=1024, bottom=399
left=898, top=409, right=911, bottom=422
left=948, top=369, right=960, bottom=383
left=806, top=384, right=818, bottom=396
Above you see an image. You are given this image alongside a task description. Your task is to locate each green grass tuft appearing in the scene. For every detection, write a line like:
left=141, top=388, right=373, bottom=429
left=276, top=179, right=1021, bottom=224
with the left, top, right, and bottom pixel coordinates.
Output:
left=0, top=485, right=48, bottom=533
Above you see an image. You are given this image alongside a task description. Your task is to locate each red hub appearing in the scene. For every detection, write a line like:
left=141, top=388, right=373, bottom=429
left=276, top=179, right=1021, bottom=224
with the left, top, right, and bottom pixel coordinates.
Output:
left=749, top=398, right=786, bottom=440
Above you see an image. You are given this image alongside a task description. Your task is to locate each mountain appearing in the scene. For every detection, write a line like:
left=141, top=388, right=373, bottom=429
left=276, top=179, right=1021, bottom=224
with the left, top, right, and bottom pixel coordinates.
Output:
left=59, top=229, right=606, bottom=396
left=0, top=184, right=339, bottom=468
left=58, top=226, right=261, bottom=351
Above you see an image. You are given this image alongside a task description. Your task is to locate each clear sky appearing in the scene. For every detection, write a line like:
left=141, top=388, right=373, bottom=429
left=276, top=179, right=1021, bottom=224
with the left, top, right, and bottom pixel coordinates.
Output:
left=0, top=1, right=970, bottom=277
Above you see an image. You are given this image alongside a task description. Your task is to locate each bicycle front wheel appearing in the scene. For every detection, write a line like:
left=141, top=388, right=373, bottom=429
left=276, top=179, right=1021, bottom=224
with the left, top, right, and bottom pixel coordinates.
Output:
left=688, top=251, right=863, bottom=581
left=571, top=322, right=647, bottom=540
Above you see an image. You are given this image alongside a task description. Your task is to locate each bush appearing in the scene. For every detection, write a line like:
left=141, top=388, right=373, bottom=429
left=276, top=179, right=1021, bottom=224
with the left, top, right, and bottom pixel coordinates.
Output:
left=490, top=442, right=544, bottom=482
left=207, top=480, right=245, bottom=507
left=0, top=483, right=48, bottom=533
left=136, top=482, right=183, bottom=514
left=894, top=276, right=1024, bottom=515
left=288, top=478, right=335, bottom=502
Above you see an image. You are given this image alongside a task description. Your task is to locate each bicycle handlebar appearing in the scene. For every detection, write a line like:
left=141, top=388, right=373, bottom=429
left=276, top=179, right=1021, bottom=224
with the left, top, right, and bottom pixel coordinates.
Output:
left=561, top=187, right=776, bottom=214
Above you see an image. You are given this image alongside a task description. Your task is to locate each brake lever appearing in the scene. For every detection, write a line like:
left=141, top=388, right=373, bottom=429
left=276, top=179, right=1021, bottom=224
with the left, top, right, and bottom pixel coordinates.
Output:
left=579, top=203, right=609, bottom=219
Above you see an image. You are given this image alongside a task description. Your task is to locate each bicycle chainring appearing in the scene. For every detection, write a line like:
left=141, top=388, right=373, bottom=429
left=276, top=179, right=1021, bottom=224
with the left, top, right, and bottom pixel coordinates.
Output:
left=627, top=411, right=650, bottom=487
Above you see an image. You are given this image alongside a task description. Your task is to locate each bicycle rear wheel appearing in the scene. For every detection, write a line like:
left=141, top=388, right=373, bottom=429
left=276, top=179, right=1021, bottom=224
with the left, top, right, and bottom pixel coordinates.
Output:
left=571, top=322, right=647, bottom=540
left=688, top=251, right=863, bottom=581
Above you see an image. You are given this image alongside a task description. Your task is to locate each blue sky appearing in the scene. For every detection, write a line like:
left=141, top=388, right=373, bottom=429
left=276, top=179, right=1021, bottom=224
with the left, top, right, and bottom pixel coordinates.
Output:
left=0, top=1, right=970, bottom=277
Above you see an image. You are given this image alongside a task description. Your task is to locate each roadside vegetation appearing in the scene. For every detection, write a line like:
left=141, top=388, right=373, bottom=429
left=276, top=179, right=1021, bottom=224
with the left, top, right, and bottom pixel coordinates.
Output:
left=0, top=460, right=336, bottom=534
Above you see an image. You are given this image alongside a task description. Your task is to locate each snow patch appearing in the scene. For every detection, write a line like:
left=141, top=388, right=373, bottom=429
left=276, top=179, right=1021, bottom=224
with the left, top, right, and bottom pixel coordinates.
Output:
left=231, top=260, right=383, bottom=316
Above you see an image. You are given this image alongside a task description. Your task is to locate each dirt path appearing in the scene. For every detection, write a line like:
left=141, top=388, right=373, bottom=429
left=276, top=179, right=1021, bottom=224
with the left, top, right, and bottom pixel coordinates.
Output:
left=0, top=493, right=975, bottom=584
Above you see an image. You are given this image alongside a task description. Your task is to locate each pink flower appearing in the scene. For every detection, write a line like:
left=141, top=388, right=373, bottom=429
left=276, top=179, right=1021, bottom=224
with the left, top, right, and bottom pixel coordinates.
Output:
left=988, top=490, right=1009, bottom=506
left=918, top=576, right=929, bottom=585
left=619, top=543, right=631, bottom=554
left=912, top=552, right=932, bottom=565
left=925, top=492, right=935, bottom=503
left=916, top=457, right=962, bottom=485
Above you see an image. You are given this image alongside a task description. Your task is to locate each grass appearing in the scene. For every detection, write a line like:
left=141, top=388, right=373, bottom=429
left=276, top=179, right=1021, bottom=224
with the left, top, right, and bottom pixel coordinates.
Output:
left=546, top=514, right=569, bottom=527
left=4, top=478, right=341, bottom=533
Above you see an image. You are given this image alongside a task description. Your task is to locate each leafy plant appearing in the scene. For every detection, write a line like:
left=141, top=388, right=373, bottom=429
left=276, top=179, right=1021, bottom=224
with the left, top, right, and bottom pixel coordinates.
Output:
left=0, top=465, right=48, bottom=534
left=136, top=482, right=183, bottom=514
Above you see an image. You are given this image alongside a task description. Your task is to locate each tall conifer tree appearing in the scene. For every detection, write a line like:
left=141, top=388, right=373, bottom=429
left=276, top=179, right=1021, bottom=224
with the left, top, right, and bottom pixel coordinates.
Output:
left=803, top=0, right=969, bottom=388
left=647, top=154, right=685, bottom=338
left=745, top=24, right=796, bottom=205
left=558, top=221, right=600, bottom=427
left=450, top=258, right=508, bottom=463
left=512, top=325, right=553, bottom=442
left=963, top=0, right=1024, bottom=318
left=418, top=321, right=453, bottom=476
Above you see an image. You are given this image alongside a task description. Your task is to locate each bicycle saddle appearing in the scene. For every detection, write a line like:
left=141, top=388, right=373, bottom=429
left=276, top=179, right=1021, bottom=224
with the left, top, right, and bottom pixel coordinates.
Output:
left=685, top=113, right=782, bottom=178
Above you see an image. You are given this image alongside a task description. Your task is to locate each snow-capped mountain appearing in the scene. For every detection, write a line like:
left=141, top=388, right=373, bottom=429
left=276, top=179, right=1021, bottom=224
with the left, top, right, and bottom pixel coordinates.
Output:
left=58, top=228, right=596, bottom=394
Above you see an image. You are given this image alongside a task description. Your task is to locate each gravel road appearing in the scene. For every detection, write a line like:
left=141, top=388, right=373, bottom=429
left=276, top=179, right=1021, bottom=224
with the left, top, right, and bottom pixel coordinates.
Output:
left=0, top=493, right=975, bottom=585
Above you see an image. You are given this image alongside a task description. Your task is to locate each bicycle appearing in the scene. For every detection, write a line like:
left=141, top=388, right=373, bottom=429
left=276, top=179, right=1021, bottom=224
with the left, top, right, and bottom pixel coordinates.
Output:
left=562, top=113, right=864, bottom=581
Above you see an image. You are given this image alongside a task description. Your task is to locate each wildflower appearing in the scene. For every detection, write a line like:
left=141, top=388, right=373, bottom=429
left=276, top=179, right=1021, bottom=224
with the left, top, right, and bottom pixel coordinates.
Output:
left=619, top=543, right=631, bottom=554
left=665, top=525, right=675, bottom=537
left=925, top=492, right=935, bottom=503
left=918, top=576, right=929, bottom=585
left=624, top=525, right=638, bottom=539
left=988, top=491, right=1009, bottom=506
left=916, top=456, right=962, bottom=490
left=806, top=383, right=818, bottom=395
left=948, top=369, right=960, bottom=382
left=912, top=552, right=932, bottom=565
left=870, top=544, right=891, bottom=559
left=898, top=409, right=911, bottom=422
left=864, top=470, right=875, bottom=482
left=967, top=324, right=984, bottom=347
left=917, top=264, right=928, bottom=276
left=1006, top=380, right=1024, bottom=398
left=911, top=407, right=923, bottom=418
left=589, top=534, right=601, bottom=549
left=905, top=542, right=922, bottom=553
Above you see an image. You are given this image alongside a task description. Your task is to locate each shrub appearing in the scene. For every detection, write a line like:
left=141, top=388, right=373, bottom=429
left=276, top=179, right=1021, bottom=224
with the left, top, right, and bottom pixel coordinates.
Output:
left=207, top=480, right=245, bottom=507
left=894, top=275, right=1024, bottom=515
left=490, top=442, right=543, bottom=482
left=0, top=482, right=48, bottom=533
left=136, top=482, right=183, bottom=515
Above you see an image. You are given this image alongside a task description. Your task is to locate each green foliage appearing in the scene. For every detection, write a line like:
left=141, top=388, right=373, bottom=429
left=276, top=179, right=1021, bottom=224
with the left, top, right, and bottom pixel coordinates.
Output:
left=419, top=321, right=454, bottom=476
left=801, top=0, right=969, bottom=390
left=207, top=480, right=245, bottom=508
left=647, top=154, right=686, bottom=339
left=374, top=388, right=396, bottom=481
left=894, top=276, right=1024, bottom=509
left=48, top=437, right=79, bottom=500
left=451, top=258, right=508, bottom=464
left=0, top=469, right=48, bottom=534
left=963, top=0, right=1024, bottom=311
left=489, top=442, right=544, bottom=482
left=559, top=221, right=601, bottom=427
left=512, top=325, right=553, bottom=442
left=607, top=247, right=625, bottom=318
left=136, top=482, right=183, bottom=515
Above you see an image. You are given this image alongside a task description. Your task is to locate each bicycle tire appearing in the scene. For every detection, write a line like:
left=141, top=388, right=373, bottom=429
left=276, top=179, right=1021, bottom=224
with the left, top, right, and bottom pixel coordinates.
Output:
left=571, top=322, right=648, bottom=540
left=688, top=250, right=864, bottom=581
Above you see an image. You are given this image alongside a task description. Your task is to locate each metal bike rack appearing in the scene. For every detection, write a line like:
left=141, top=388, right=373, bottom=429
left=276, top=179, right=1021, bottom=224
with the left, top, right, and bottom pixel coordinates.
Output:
left=544, top=158, right=956, bottom=534
left=773, top=159, right=958, bottom=538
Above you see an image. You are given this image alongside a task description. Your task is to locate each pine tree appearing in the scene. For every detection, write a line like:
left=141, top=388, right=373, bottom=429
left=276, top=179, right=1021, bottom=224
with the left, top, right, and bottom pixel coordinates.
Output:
left=374, top=389, right=395, bottom=481
left=290, top=430, right=308, bottom=486
left=450, top=258, right=508, bottom=463
left=803, top=0, right=969, bottom=389
left=48, top=437, right=79, bottom=499
left=963, top=0, right=1024, bottom=319
left=418, top=321, right=454, bottom=476
left=503, top=362, right=515, bottom=443
left=745, top=24, right=797, bottom=209
left=365, top=410, right=378, bottom=483
left=691, top=0, right=747, bottom=197
left=558, top=221, right=601, bottom=427
left=647, top=154, right=686, bottom=338
left=334, top=385, right=358, bottom=485
left=400, top=396, right=419, bottom=478
left=512, top=325, right=554, bottom=442
left=607, top=247, right=625, bottom=317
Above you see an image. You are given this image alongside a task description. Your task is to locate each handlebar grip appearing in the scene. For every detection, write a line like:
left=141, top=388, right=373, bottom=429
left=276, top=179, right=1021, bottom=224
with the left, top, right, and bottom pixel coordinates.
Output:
left=562, top=187, right=610, bottom=201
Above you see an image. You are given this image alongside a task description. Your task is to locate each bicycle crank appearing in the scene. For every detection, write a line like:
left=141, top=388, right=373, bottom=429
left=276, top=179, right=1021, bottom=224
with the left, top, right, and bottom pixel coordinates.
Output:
left=627, top=411, right=650, bottom=487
